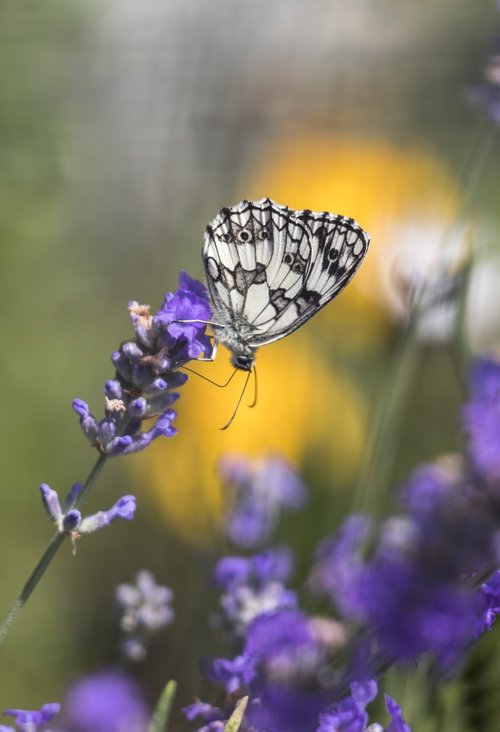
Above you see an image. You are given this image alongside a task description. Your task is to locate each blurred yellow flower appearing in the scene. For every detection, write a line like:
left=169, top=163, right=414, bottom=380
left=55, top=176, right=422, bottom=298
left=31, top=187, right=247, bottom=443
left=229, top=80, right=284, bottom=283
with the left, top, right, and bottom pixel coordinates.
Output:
left=137, top=336, right=367, bottom=543
left=243, top=133, right=460, bottom=343
left=136, top=133, right=460, bottom=543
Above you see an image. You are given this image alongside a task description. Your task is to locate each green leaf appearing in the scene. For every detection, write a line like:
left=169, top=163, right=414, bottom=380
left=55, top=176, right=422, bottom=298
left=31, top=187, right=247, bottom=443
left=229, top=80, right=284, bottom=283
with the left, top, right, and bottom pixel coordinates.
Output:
left=148, top=680, right=177, bottom=732
left=224, top=696, right=248, bottom=732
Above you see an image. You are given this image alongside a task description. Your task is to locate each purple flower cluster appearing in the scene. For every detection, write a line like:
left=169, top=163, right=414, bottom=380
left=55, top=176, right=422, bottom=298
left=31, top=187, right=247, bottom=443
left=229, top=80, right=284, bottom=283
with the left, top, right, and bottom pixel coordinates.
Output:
left=184, top=359, right=500, bottom=730
left=188, top=611, right=411, bottom=732
left=73, top=272, right=212, bottom=456
left=40, top=482, right=135, bottom=543
left=317, top=679, right=410, bottom=732
left=115, top=570, right=175, bottom=661
left=185, top=456, right=411, bottom=731
left=0, top=703, right=60, bottom=732
left=213, top=548, right=297, bottom=638
left=220, top=455, right=307, bottom=548
left=311, top=357, right=500, bottom=670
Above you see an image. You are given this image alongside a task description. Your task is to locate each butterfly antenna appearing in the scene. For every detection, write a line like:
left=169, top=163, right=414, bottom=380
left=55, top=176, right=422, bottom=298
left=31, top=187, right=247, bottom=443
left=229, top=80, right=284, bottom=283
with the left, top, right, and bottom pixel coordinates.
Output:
left=220, top=369, right=252, bottom=430
left=181, top=365, right=238, bottom=388
left=248, top=365, right=257, bottom=408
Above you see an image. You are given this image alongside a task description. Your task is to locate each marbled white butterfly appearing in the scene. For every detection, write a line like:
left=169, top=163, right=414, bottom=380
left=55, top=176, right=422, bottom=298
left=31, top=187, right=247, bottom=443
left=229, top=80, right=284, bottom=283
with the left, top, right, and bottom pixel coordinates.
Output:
left=203, top=198, right=370, bottom=371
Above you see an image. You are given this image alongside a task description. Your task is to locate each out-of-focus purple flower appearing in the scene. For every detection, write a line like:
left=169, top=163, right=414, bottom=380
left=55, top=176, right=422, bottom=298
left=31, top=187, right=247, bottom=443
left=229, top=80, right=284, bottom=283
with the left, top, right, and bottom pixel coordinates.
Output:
left=316, top=682, right=412, bottom=732
left=207, top=654, right=256, bottom=694
left=310, top=453, right=500, bottom=669
left=310, top=515, right=370, bottom=617
left=63, top=670, right=150, bottom=732
left=73, top=271, right=211, bottom=456
left=183, top=699, right=227, bottom=732
left=213, top=548, right=297, bottom=637
left=316, top=680, right=376, bottom=732
left=2, top=703, right=60, bottom=732
left=462, top=356, right=500, bottom=481
left=245, top=609, right=325, bottom=682
left=220, top=455, right=307, bottom=548
left=39, top=482, right=136, bottom=540
left=385, top=694, right=412, bottom=732
left=115, top=569, right=174, bottom=661
left=468, top=34, right=500, bottom=125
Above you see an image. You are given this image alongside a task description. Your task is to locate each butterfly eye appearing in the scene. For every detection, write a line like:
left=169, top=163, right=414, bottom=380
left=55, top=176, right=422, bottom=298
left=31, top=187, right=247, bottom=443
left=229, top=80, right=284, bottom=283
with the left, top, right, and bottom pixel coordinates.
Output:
left=258, top=228, right=270, bottom=240
left=328, top=249, right=339, bottom=261
left=237, top=229, right=252, bottom=243
left=283, top=253, right=294, bottom=265
left=292, top=261, right=305, bottom=275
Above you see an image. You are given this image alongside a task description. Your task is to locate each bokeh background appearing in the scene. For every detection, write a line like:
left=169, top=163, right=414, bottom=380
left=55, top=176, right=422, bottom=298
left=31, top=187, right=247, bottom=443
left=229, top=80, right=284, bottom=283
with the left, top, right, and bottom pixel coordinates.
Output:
left=2, top=1, right=500, bottom=729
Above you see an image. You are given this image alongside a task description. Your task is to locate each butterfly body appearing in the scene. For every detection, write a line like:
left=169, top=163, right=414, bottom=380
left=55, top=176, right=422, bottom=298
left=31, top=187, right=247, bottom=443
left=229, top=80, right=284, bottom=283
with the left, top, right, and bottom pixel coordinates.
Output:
left=203, top=198, right=370, bottom=370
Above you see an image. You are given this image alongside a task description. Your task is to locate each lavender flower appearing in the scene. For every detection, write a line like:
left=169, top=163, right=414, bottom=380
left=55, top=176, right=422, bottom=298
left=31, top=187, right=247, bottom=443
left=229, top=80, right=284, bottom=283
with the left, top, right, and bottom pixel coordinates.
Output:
left=183, top=700, right=226, bottom=732
left=213, top=548, right=297, bottom=637
left=220, top=455, right=307, bottom=548
left=1, top=703, right=60, bottom=732
left=316, top=680, right=377, bottom=732
left=62, top=670, right=150, bottom=732
left=310, top=454, right=500, bottom=669
left=40, top=483, right=135, bottom=540
left=73, top=271, right=211, bottom=456
left=317, top=681, right=411, bottom=732
left=207, top=654, right=257, bottom=694
left=115, top=569, right=174, bottom=661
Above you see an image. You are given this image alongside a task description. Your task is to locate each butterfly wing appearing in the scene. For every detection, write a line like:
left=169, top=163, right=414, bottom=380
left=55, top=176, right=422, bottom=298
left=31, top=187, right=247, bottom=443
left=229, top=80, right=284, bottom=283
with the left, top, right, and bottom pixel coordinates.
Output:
left=203, top=198, right=370, bottom=347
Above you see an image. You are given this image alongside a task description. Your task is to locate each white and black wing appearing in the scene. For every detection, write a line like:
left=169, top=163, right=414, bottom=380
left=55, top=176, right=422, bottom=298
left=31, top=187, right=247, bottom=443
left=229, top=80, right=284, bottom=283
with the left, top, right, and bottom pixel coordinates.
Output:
left=202, top=198, right=370, bottom=347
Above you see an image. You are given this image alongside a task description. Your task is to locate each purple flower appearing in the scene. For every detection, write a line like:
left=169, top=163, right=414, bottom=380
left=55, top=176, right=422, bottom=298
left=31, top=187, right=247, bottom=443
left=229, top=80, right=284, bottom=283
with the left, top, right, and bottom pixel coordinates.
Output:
left=245, top=609, right=325, bottom=682
left=310, top=515, right=370, bottom=616
left=214, top=549, right=297, bottom=637
left=316, top=694, right=369, bottom=732
left=207, top=654, right=256, bottom=693
left=39, top=482, right=136, bottom=540
left=462, top=356, right=500, bottom=480
left=220, top=456, right=307, bottom=548
left=74, top=271, right=211, bottom=456
left=2, top=703, right=60, bottom=732
left=78, top=495, right=136, bottom=533
left=154, top=271, right=213, bottom=360
left=183, top=699, right=227, bottom=732
left=115, top=570, right=175, bottom=661
left=63, top=670, right=150, bottom=732
left=316, top=682, right=412, bottom=732
left=385, top=694, right=412, bottom=732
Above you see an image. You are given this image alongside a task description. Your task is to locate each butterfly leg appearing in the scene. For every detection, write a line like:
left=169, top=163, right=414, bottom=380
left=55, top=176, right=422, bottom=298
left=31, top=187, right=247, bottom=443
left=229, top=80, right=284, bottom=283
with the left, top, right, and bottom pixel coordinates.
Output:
left=195, top=337, right=219, bottom=363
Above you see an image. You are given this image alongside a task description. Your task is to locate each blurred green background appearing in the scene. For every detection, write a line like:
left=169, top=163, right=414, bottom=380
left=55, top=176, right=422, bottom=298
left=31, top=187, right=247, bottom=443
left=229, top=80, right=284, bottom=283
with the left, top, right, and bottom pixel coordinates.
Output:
left=2, top=1, right=500, bottom=729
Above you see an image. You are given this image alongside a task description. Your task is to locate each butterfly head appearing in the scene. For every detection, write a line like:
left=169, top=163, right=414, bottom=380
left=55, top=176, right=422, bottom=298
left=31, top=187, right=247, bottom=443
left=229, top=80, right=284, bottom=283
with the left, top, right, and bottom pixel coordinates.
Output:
left=230, top=351, right=255, bottom=372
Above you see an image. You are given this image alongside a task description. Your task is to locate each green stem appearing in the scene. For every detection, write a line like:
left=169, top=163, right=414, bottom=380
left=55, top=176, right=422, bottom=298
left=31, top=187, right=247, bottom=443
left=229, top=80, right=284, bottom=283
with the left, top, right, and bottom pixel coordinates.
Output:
left=353, top=314, right=419, bottom=515
left=0, top=452, right=108, bottom=648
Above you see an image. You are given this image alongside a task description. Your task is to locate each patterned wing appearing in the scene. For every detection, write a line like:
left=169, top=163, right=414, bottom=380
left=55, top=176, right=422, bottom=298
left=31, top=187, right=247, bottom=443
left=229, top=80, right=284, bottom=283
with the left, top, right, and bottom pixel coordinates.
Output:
left=202, top=198, right=370, bottom=346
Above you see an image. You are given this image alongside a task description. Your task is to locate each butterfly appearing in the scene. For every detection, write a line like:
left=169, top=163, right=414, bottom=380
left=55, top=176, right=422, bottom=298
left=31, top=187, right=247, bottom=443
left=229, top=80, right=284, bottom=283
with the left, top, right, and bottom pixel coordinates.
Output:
left=202, top=197, right=370, bottom=371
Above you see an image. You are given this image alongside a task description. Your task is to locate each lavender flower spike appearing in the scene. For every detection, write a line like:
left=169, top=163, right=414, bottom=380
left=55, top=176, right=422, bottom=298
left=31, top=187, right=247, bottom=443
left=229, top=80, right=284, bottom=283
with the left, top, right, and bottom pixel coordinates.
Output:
left=2, top=702, right=60, bottom=731
left=73, top=271, right=212, bottom=457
